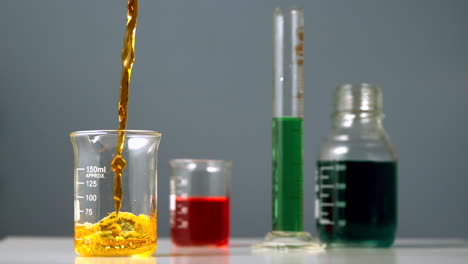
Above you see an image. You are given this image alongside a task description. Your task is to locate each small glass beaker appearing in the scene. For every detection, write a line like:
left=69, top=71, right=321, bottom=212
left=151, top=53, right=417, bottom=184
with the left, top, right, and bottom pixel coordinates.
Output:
left=169, top=159, right=232, bottom=247
left=70, top=130, right=161, bottom=256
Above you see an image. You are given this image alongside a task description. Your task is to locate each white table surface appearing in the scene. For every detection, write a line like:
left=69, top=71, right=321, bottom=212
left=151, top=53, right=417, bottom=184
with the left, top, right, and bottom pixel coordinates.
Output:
left=0, top=237, right=467, bottom=264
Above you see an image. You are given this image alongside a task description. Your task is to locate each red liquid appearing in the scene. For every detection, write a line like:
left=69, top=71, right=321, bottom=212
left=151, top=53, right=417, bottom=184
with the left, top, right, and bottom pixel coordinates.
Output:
left=171, top=196, right=230, bottom=247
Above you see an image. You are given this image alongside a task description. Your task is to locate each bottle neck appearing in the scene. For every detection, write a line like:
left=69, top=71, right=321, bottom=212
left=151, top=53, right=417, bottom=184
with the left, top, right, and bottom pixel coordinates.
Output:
left=333, top=111, right=384, bottom=129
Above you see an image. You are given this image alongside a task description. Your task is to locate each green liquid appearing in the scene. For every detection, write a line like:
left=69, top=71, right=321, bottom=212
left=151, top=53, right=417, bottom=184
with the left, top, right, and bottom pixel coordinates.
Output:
left=272, top=117, right=303, bottom=232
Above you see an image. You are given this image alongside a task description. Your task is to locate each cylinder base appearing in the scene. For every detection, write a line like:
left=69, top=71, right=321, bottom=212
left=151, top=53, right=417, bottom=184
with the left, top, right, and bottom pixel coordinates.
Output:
left=252, top=231, right=323, bottom=252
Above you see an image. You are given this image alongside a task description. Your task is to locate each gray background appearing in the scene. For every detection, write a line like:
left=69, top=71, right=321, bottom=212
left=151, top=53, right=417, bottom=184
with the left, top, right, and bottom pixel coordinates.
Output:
left=1, top=0, right=467, bottom=239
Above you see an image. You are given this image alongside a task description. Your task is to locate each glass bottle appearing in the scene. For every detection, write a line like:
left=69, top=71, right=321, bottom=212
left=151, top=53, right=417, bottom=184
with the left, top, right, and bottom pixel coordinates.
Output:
left=316, top=83, right=397, bottom=247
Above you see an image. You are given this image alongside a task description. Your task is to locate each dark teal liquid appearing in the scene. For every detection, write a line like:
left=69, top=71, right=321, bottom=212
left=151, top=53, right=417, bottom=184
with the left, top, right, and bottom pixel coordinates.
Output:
left=316, top=161, right=397, bottom=247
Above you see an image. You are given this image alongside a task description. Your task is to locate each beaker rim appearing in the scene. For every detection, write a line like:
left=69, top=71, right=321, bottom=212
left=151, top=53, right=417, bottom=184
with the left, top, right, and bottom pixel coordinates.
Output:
left=169, top=159, right=233, bottom=168
left=70, top=130, right=161, bottom=137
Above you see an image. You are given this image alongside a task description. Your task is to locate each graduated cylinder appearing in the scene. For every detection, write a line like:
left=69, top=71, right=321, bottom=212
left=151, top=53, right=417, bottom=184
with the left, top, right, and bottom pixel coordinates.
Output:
left=272, top=7, right=305, bottom=232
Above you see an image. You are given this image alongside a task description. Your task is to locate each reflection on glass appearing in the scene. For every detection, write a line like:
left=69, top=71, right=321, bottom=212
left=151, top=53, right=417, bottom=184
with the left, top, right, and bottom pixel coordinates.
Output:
left=170, top=246, right=230, bottom=264
left=317, top=249, right=396, bottom=264
left=270, top=254, right=305, bottom=264
left=75, top=256, right=157, bottom=264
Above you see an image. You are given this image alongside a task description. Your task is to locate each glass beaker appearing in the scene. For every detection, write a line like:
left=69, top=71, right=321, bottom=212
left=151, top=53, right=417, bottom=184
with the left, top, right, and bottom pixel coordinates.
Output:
left=70, top=130, right=161, bottom=256
left=169, top=159, right=231, bottom=247
left=316, top=84, right=397, bottom=247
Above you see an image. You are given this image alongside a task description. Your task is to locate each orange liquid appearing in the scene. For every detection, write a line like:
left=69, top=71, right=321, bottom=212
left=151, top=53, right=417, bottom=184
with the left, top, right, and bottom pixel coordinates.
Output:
left=75, top=211, right=157, bottom=256
left=111, top=0, right=138, bottom=215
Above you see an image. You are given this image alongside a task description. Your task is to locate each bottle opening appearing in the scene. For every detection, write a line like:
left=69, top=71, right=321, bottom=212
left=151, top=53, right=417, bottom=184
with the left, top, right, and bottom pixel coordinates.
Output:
left=334, top=83, right=383, bottom=114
